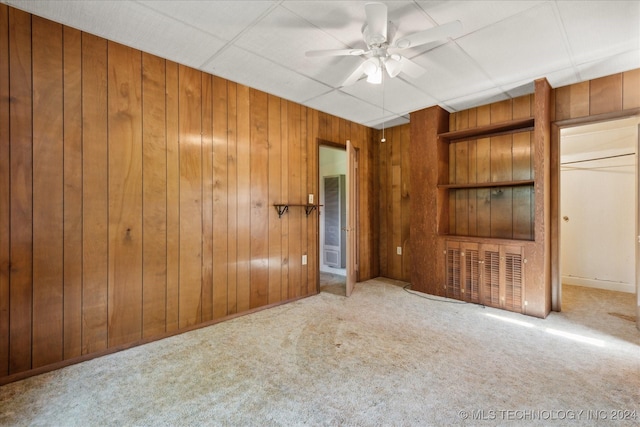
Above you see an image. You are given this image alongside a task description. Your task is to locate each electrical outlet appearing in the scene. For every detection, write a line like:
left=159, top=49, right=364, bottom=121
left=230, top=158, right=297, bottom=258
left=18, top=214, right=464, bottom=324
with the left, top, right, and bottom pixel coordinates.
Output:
left=302, top=255, right=307, bottom=265
left=308, top=194, right=314, bottom=204
left=396, top=246, right=402, bottom=255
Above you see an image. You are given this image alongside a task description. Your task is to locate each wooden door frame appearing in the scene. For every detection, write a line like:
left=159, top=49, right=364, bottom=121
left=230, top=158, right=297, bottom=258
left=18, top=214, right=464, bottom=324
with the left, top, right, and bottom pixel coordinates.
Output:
left=550, top=112, right=640, bottom=317
left=316, top=139, right=358, bottom=294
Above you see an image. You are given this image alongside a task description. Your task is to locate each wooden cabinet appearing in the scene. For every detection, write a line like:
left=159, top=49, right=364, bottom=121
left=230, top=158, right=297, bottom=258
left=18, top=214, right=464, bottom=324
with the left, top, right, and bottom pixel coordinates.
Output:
left=445, top=240, right=525, bottom=313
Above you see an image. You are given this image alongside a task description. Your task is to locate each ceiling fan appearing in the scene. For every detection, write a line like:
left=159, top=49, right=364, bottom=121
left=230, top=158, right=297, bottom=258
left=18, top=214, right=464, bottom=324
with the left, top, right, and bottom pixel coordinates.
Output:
left=305, top=2, right=462, bottom=86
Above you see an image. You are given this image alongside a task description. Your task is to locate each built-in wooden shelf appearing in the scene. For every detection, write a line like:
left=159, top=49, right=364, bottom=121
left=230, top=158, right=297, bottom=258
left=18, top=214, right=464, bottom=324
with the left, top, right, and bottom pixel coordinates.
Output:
left=437, top=179, right=535, bottom=189
left=438, top=117, right=534, bottom=142
left=273, top=204, right=322, bottom=218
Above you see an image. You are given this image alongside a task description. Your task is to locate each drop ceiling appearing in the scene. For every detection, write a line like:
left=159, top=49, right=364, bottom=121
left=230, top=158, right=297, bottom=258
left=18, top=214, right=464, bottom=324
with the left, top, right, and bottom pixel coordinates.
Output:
left=4, top=0, right=639, bottom=129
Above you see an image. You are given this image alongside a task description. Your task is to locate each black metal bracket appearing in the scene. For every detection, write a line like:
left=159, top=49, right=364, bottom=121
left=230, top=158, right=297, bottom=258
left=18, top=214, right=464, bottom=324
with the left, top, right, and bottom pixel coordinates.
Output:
left=273, top=204, right=321, bottom=218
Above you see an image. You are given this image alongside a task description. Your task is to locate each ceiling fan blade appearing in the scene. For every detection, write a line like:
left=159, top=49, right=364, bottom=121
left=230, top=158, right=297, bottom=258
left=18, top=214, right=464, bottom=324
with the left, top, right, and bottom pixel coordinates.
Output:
left=305, top=48, right=366, bottom=57
left=393, top=20, right=463, bottom=49
left=397, top=56, right=427, bottom=78
left=364, top=2, right=388, bottom=45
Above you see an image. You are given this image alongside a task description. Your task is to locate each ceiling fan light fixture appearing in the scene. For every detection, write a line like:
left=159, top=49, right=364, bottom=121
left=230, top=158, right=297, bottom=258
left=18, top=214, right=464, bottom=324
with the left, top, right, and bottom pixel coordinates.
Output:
left=384, top=54, right=403, bottom=78
left=366, top=67, right=383, bottom=84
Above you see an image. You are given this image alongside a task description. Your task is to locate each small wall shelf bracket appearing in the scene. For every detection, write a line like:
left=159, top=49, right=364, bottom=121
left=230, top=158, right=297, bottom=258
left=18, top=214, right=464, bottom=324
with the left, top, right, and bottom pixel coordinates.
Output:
left=273, top=204, right=322, bottom=218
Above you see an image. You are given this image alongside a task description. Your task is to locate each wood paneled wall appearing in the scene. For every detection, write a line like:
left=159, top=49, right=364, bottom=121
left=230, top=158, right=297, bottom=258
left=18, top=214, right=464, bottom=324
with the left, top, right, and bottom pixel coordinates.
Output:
left=0, top=5, right=378, bottom=383
left=376, top=125, right=411, bottom=281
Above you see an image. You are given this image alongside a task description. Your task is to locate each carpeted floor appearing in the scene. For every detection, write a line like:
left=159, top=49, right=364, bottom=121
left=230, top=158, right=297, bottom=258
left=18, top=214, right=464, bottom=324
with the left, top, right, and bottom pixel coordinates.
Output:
left=0, top=279, right=638, bottom=426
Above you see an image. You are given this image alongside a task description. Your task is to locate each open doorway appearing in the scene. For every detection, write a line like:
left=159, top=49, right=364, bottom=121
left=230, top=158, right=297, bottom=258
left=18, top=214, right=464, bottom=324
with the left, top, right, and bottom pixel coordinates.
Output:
left=559, top=116, right=639, bottom=325
left=319, top=145, right=347, bottom=296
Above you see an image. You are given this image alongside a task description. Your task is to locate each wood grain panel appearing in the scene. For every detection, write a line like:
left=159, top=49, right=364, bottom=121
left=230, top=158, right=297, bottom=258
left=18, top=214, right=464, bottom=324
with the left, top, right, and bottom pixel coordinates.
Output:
left=107, top=42, right=143, bottom=347
left=589, top=74, right=622, bottom=116
left=300, top=107, right=309, bottom=295
left=82, top=33, right=109, bottom=354
left=622, top=69, right=640, bottom=110
left=554, top=82, right=589, bottom=121
left=236, top=84, right=251, bottom=312
left=142, top=52, right=167, bottom=338
left=178, top=65, right=203, bottom=328
left=165, top=61, right=180, bottom=333
left=280, top=100, right=289, bottom=300
left=201, top=74, right=214, bottom=322
left=0, top=3, right=10, bottom=377
left=8, top=7, right=33, bottom=374
left=226, top=82, right=238, bottom=314
left=62, top=25, right=83, bottom=361
left=490, top=100, right=512, bottom=123
left=512, top=95, right=532, bottom=119
left=400, top=124, right=411, bottom=281
left=32, top=16, right=64, bottom=368
left=212, top=76, right=229, bottom=318
left=250, top=88, right=269, bottom=308
left=268, top=94, right=282, bottom=303
left=287, top=101, right=302, bottom=298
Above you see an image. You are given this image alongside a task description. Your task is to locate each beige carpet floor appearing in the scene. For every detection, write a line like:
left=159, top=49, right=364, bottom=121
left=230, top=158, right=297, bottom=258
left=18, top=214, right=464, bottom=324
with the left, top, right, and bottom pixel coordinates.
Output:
left=1, top=279, right=638, bottom=426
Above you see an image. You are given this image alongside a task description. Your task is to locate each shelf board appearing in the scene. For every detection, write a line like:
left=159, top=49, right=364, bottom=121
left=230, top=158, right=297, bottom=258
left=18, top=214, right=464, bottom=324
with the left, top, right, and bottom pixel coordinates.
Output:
left=437, top=179, right=535, bottom=189
left=438, top=118, right=534, bottom=142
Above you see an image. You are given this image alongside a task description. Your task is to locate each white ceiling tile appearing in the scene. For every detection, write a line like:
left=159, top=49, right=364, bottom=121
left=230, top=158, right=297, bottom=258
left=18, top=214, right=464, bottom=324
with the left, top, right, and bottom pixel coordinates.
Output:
left=203, top=46, right=330, bottom=105
left=456, top=2, right=572, bottom=87
left=234, top=5, right=364, bottom=87
left=341, top=76, right=438, bottom=117
left=557, top=1, right=640, bottom=65
left=576, top=49, right=640, bottom=82
left=138, top=1, right=276, bottom=42
left=415, top=0, right=545, bottom=33
left=410, top=43, right=494, bottom=100
left=441, top=86, right=508, bottom=112
left=303, top=90, right=383, bottom=125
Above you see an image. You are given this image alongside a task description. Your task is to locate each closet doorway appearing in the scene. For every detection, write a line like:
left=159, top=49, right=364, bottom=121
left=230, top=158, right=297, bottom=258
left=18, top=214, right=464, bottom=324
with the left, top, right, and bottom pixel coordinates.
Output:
left=557, top=116, right=639, bottom=328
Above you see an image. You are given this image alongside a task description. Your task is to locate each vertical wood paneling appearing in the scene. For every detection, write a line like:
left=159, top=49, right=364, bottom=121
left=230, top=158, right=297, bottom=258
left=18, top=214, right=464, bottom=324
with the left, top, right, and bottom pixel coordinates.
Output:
left=300, top=107, right=309, bottom=296
left=212, top=76, right=229, bottom=318
left=62, top=25, right=83, bottom=361
left=622, top=69, right=640, bottom=110
left=589, top=74, right=623, bottom=116
left=165, top=61, right=180, bottom=333
left=201, top=74, right=214, bottom=322
left=250, top=89, right=269, bottom=308
left=226, top=82, right=238, bottom=314
left=287, top=102, right=302, bottom=298
left=268, top=94, right=282, bottom=303
left=236, top=84, right=251, bottom=312
left=141, top=52, right=167, bottom=338
left=81, top=33, right=109, bottom=354
left=178, top=65, right=202, bottom=328
left=0, top=4, right=10, bottom=377
left=32, top=16, right=64, bottom=368
left=280, top=101, right=289, bottom=300
left=8, top=8, right=33, bottom=374
left=107, top=42, right=143, bottom=347
left=0, top=5, right=382, bottom=382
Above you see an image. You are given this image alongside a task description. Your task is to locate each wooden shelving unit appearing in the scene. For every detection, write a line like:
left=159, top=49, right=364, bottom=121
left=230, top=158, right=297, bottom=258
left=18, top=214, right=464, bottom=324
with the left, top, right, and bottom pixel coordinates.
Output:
left=410, top=78, right=552, bottom=318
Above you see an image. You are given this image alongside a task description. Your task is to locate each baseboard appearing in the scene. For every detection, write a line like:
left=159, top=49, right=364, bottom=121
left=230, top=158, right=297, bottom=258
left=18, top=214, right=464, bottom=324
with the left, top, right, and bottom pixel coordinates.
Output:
left=562, top=276, right=635, bottom=294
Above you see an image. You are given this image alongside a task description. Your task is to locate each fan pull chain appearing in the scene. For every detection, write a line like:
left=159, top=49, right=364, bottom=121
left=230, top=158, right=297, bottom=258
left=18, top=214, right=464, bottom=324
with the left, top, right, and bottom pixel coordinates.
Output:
left=381, top=68, right=386, bottom=143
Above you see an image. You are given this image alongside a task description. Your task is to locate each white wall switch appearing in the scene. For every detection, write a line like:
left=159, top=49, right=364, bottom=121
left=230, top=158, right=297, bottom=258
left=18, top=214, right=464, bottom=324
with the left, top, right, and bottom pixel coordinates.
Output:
left=397, top=246, right=402, bottom=255
left=308, top=194, right=314, bottom=204
left=302, top=254, right=307, bottom=265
